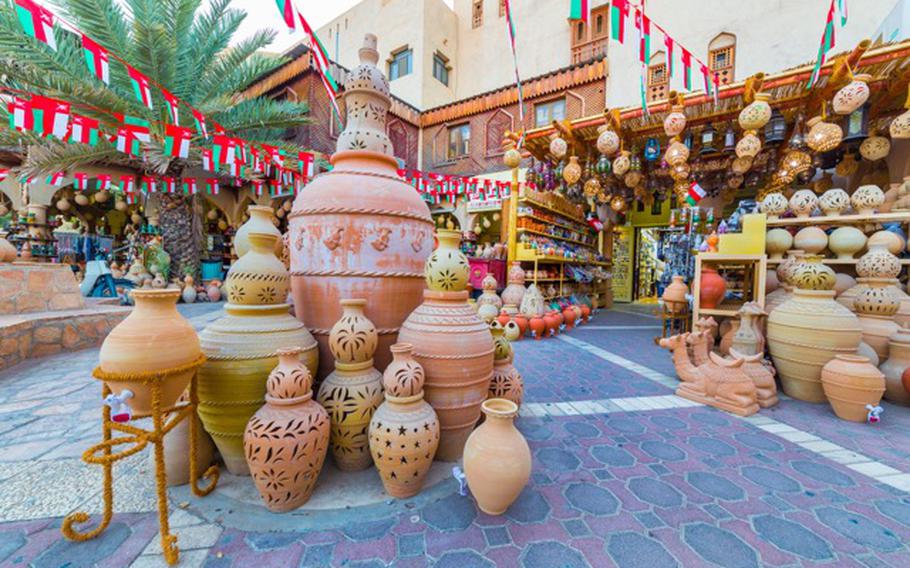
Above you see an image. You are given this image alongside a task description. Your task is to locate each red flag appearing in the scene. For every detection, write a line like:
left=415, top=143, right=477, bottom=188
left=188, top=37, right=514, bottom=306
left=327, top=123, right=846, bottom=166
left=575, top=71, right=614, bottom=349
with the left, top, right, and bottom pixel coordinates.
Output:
left=162, top=89, right=179, bottom=123
left=610, top=0, right=629, bottom=44
left=663, top=34, right=674, bottom=78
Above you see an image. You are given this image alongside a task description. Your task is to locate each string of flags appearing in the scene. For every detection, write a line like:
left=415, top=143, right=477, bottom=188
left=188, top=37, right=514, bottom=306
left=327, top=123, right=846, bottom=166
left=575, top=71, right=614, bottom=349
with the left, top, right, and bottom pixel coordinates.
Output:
left=397, top=169, right=522, bottom=205
left=807, top=0, right=849, bottom=89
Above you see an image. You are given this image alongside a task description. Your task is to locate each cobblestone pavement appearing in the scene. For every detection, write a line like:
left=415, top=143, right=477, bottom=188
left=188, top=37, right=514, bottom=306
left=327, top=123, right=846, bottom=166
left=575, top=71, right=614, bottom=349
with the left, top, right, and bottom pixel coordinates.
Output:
left=1, top=305, right=910, bottom=567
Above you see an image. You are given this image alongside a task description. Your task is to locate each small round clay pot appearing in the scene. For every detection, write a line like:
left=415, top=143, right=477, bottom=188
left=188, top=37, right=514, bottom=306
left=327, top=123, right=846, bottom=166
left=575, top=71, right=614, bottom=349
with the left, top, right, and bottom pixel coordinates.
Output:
left=821, top=355, right=885, bottom=422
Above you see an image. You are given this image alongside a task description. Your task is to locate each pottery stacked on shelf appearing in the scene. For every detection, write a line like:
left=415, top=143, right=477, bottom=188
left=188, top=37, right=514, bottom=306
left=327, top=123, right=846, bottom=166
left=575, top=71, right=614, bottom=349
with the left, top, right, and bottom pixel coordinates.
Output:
left=398, top=230, right=495, bottom=461
left=764, top=250, right=805, bottom=314
left=244, top=347, right=330, bottom=511
left=368, top=343, right=440, bottom=497
left=489, top=327, right=524, bottom=406
left=501, top=261, right=527, bottom=315
left=767, top=255, right=862, bottom=402
left=317, top=299, right=384, bottom=471
left=197, top=232, right=319, bottom=475
left=235, top=205, right=283, bottom=257
left=288, top=34, right=433, bottom=378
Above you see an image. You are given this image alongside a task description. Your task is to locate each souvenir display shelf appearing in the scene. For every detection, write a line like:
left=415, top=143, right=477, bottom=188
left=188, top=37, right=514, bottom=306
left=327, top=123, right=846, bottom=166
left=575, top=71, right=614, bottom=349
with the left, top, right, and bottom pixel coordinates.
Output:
left=692, top=254, right=767, bottom=322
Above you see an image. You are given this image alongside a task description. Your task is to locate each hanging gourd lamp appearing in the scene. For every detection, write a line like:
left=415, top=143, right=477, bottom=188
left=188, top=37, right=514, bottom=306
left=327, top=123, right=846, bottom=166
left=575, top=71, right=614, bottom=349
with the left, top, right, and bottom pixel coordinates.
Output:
left=624, top=171, right=642, bottom=188
left=549, top=133, right=568, bottom=158
left=595, top=155, right=611, bottom=174
left=610, top=195, right=627, bottom=213
left=739, top=92, right=773, bottom=130
left=731, top=156, right=753, bottom=175
left=664, top=138, right=689, bottom=166
left=670, top=162, right=690, bottom=181
left=663, top=95, right=687, bottom=137
left=735, top=130, right=762, bottom=159
left=613, top=150, right=631, bottom=176
left=563, top=156, right=582, bottom=184
left=583, top=177, right=601, bottom=197
left=596, top=125, right=620, bottom=156
left=859, top=131, right=891, bottom=161
left=832, top=73, right=872, bottom=115
left=806, top=111, right=843, bottom=153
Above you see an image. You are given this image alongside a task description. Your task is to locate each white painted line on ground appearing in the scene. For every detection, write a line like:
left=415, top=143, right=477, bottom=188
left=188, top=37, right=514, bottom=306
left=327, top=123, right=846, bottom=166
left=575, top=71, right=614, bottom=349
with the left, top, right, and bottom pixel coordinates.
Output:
left=579, top=325, right=662, bottom=330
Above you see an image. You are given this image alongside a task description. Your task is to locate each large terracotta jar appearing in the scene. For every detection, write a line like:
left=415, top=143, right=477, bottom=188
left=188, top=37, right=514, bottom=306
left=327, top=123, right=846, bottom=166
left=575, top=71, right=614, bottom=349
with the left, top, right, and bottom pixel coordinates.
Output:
left=489, top=328, right=524, bottom=406
left=225, top=233, right=289, bottom=305
left=662, top=275, right=688, bottom=313
left=879, top=327, right=910, bottom=405
left=99, top=289, right=200, bottom=415
left=699, top=267, right=726, bottom=309
left=317, top=300, right=383, bottom=471
left=477, top=274, right=503, bottom=311
left=767, top=257, right=861, bottom=402
left=369, top=343, right=440, bottom=498
left=853, top=278, right=901, bottom=363
left=289, top=34, right=433, bottom=379
left=244, top=347, right=330, bottom=512
left=821, top=355, right=886, bottom=422
left=501, top=261, right=526, bottom=314
left=463, top=399, right=531, bottom=515
left=235, top=205, right=282, bottom=257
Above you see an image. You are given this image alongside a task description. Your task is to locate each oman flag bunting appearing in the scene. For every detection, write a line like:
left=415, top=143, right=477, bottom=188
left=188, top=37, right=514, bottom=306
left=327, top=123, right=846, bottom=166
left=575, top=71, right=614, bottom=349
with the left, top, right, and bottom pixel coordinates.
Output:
left=73, top=172, right=89, bottom=190
left=163, top=124, right=192, bottom=159
left=610, top=0, right=629, bottom=44
left=212, top=135, right=237, bottom=166
left=96, top=174, right=112, bottom=191
left=807, top=1, right=837, bottom=89
left=141, top=176, right=157, bottom=193
left=569, top=0, right=588, bottom=22
left=298, top=152, right=314, bottom=181
left=121, top=115, right=151, bottom=142
left=69, top=115, right=99, bottom=145
left=205, top=178, right=219, bottom=195
left=0, top=170, right=8, bottom=182
left=116, top=127, right=142, bottom=156
left=183, top=178, right=198, bottom=195
left=700, top=61, right=712, bottom=98
left=681, top=48, right=693, bottom=91
left=686, top=181, right=706, bottom=206
left=127, top=66, right=154, bottom=110
left=161, top=89, right=179, bottom=123
left=162, top=177, right=176, bottom=193
left=119, top=175, right=135, bottom=194
left=9, top=96, right=70, bottom=139
left=201, top=149, right=214, bottom=172
left=252, top=180, right=264, bottom=196
left=46, top=172, right=64, bottom=186
left=81, top=35, right=109, bottom=84
left=635, top=10, right=651, bottom=63
left=664, top=35, right=674, bottom=78
left=14, top=0, right=56, bottom=51
left=192, top=109, right=208, bottom=139
left=275, top=0, right=295, bottom=29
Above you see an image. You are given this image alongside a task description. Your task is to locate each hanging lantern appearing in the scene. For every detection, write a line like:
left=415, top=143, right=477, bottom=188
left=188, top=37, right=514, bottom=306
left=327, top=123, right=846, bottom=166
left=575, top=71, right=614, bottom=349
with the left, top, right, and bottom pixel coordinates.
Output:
left=764, top=109, right=787, bottom=143
left=700, top=124, right=718, bottom=154
left=583, top=177, right=601, bottom=197
left=503, top=148, right=522, bottom=168
left=842, top=103, right=869, bottom=142
left=731, top=156, right=753, bottom=175
left=664, top=140, right=689, bottom=166
left=596, top=125, right=620, bottom=156
left=859, top=133, right=891, bottom=161
left=75, top=193, right=89, bottom=206
left=596, top=191, right=610, bottom=204
left=673, top=179, right=690, bottom=201
left=613, top=151, right=631, bottom=176
left=739, top=92, right=773, bottom=130
left=610, top=195, right=627, bottom=212
left=723, top=124, right=736, bottom=152
left=735, top=130, right=762, bottom=159
left=630, top=152, right=642, bottom=172
left=56, top=198, right=71, bottom=212
left=114, top=199, right=127, bottom=212
left=806, top=116, right=843, bottom=153
left=595, top=155, right=611, bottom=174
left=832, top=73, right=872, bottom=115
left=663, top=104, right=687, bottom=137
left=670, top=162, right=691, bottom=181
left=624, top=171, right=642, bottom=188
left=563, top=156, right=582, bottom=184
left=783, top=148, right=812, bottom=176
left=644, top=138, right=661, bottom=161
left=549, top=134, right=568, bottom=158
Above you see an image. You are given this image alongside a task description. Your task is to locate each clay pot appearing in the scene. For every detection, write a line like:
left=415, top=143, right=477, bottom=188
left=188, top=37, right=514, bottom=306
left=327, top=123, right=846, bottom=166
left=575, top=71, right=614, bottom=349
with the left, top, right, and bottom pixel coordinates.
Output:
left=477, top=274, right=503, bottom=310
left=580, top=304, right=591, bottom=322
left=369, top=343, right=440, bottom=498
left=426, top=229, right=469, bottom=292
left=235, top=205, right=283, bottom=257
left=768, top=288, right=862, bottom=402
left=329, top=299, right=379, bottom=364
left=828, top=227, right=866, bottom=260
left=760, top=193, right=789, bottom=219
left=821, top=355, right=885, bottom=422
left=789, top=190, right=818, bottom=219
left=244, top=347, right=330, bottom=511
left=543, top=312, right=558, bottom=337
left=596, top=125, right=621, bottom=155
left=0, top=237, right=17, bottom=262
left=731, top=304, right=765, bottom=356
left=739, top=93, right=772, bottom=130
left=806, top=116, right=843, bottom=153
left=513, top=314, right=528, bottom=338
left=851, top=185, right=885, bottom=216
left=793, top=226, right=827, bottom=255
left=765, top=229, right=793, bottom=260
left=504, top=320, right=521, bottom=341
left=860, top=135, right=891, bottom=161
left=98, top=289, right=200, bottom=415
left=529, top=315, right=546, bottom=339
left=857, top=244, right=901, bottom=279
left=497, top=310, right=511, bottom=328
left=790, top=254, right=836, bottom=292
left=868, top=230, right=903, bottom=256
left=818, top=189, right=850, bottom=216
left=662, top=275, right=689, bottom=312
left=289, top=36, right=433, bottom=379
left=463, top=399, right=531, bottom=515
left=562, top=307, right=577, bottom=330
left=398, top=290, right=494, bottom=461
left=225, top=233, right=289, bottom=306
left=501, top=262, right=526, bottom=312
left=206, top=281, right=222, bottom=302
left=832, top=74, right=871, bottom=115
left=663, top=105, right=687, bottom=137
left=766, top=269, right=780, bottom=294
left=159, top=398, right=215, bottom=487
left=198, top=303, right=319, bottom=475
left=854, top=278, right=900, bottom=363
left=879, top=327, right=910, bottom=405
left=478, top=302, right=499, bottom=323
left=699, top=268, right=726, bottom=309
left=519, top=284, right=545, bottom=317
left=834, top=273, right=856, bottom=297
left=489, top=327, right=523, bottom=406
left=182, top=275, right=197, bottom=304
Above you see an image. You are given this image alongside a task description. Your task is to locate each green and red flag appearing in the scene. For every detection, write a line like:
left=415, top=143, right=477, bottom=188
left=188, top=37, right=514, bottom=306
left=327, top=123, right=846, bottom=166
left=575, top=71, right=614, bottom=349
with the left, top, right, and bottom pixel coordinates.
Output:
left=119, top=175, right=135, bottom=194
left=807, top=1, right=837, bottom=89
left=298, top=151, right=314, bottom=180
left=73, top=172, right=89, bottom=190
left=639, top=64, right=649, bottom=118
left=212, top=135, right=237, bottom=166
left=116, top=126, right=142, bottom=156
left=121, top=115, right=151, bottom=142
left=46, top=172, right=64, bottom=186
left=9, top=95, right=70, bottom=139
left=141, top=176, right=157, bottom=193
left=681, top=47, right=693, bottom=90
left=635, top=9, right=651, bottom=63
left=205, top=178, right=219, bottom=195
left=664, top=34, right=674, bottom=78
left=296, top=10, right=342, bottom=120
left=569, top=0, right=588, bottom=21
left=700, top=61, right=712, bottom=98
left=837, top=0, right=847, bottom=25
left=275, top=0, right=295, bottom=29
left=252, top=180, right=264, bottom=196
left=81, top=34, right=109, bottom=84
left=161, top=89, right=179, bottom=123
left=163, top=124, right=192, bottom=158
left=96, top=174, right=111, bottom=191
left=14, top=0, right=56, bottom=51
left=610, top=0, right=629, bottom=44
left=162, top=177, right=176, bottom=193
left=0, top=170, right=9, bottom=183
left=126, top=65, right=154, bottom=110
left=69, top=114, right=99, bottom=145
left=686, top=181, right=706, bottom=206
left=192, top=108, right=208, bottom=139
left=182, top=178, right=197, bottom=195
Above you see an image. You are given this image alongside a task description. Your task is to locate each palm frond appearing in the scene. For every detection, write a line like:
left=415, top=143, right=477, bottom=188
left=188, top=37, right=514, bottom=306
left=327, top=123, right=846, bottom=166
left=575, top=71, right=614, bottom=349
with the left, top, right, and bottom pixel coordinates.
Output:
left=51, top=0, right=133, bottom=61
left=19, top=139, right=130, bottom=178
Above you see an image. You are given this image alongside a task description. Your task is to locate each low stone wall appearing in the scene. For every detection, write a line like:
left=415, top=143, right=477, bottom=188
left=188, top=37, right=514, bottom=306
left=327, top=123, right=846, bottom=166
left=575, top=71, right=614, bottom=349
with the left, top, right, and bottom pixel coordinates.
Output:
left=0, top=263, right=85, bottom=315
left=0, top=307, right=129, bottom=370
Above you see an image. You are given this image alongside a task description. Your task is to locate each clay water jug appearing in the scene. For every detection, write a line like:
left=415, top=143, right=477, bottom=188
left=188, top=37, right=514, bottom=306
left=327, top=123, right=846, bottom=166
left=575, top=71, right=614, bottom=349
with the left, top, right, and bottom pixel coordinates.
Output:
left=244, top=347, right=330, bottom=511
left=489, top=328, right=524, bottom=406
left=731, top=303, right=765, bottom=356
left=235, top=205, right=282, bottom=257
left=463, top=399, right=531, bottom=515
left=879, top=326, right=910, bottom=405
left=369, top=343, right=440, bottom=498
left=529, top=315, right=546, bottom=339
left=821, top=355, right=886, bottom=422
left=289, top=34, right=433, bottom=379
left=501, top=262, right=526, bottom=314
left=98, top=289, right=201, bottom=415
left=699, top=268, right=726, bottom=309
left=662, top=275, right=688, bottom=313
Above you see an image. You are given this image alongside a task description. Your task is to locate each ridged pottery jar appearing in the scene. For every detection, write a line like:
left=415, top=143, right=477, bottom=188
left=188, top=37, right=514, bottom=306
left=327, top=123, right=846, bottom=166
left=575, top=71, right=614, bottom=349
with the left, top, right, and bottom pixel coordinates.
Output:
left=289, top=34, right=433, bottom=379
left=821, top=355, right=885, bottom=422
left=699, top=268, right=726, bottom=309
left=501, top=262, right=526, bottom=314
left=793, top=226, right=827, bottom=255
left=398, top=290, right=494, bottom=461
left=329, top=299, right=379, bottom=364
left=225, top=233, right=289, bottom=306
left=828, top=227, right=866, bottom=260
left=879, top=327, right=910, bottom=405
left=765, top=229, right=793, bottom=260
left=235, top=205, right=282, bottom=257
left=853, top=278, right=900, bottom=363
left=369, top=343, right=440, bottom=498
left=662, top=275, right=689, bottom=312
left=463, top=399, right=531, bottom=515
left=244, top=347, right=330, bottom=511
left=98, top=289, right=200, bottom=415
left=767, top=257, right=861, bottom=402
left=489, top=327, right=524, bottom=406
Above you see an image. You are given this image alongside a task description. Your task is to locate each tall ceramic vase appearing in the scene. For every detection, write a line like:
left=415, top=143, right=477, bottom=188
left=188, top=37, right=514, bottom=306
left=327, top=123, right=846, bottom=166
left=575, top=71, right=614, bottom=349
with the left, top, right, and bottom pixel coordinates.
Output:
left=880, top=327, right=910, bottom=405
left=317, top=299, right=384, bottom=471
left=489, top=327, right=524, bottom=406
left=289, top=34, right=433, bottom=380
left=463, top=399, right=531, bottom=515
left=99, top=289, right=201, bottom=415
left=369, top=343, right=440, bottom=498
left=198, top=233, right=319, bottom=476
left=244, top=347, right=330, bottom=512
left=234, top=205, right=282, bottom=257
left=699, top=268, right=726, bottom=310
left=767, top=256, right=861, bottom=402
left=398, top=230, right=494, bottom=461
left=500, top=262, right=526, bottom=315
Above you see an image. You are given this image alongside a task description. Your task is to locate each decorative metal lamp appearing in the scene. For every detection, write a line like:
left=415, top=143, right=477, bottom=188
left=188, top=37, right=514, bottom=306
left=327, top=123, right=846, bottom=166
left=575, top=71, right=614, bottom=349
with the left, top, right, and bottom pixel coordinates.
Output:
left=700, top=124, right=717, bottom=154
left=644, top=137, right=661, bottom=161
left=764, top=109, right=787, bottom=143
left=842, top=103, right=870, bottom=143
left=723, top=123, right=736, bottom=152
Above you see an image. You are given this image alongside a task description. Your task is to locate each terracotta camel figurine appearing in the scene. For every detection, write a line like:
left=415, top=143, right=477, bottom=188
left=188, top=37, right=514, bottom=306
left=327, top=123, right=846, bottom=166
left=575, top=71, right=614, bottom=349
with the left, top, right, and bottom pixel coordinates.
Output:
left=659, top=333, right=707, bottom=395
left=691, top=317, right=718, bottom=366
left=728, top=348, right=779, bottom=408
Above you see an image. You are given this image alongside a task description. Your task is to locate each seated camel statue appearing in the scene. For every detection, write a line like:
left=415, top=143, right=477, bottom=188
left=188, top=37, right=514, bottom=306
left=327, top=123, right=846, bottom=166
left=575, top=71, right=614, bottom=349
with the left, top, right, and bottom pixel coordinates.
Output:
left=728, top=348, right=779, bottom=408
left=691, top=317, right=718, bottom=366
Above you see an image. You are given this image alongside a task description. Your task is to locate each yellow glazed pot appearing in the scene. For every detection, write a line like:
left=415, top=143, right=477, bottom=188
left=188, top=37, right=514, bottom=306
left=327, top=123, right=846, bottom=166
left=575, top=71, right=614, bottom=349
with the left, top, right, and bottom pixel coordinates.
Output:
left=225, top=233, right=289, bottom=305
left=235, top=205, right=283, bottom=257
left=425, top=229, right=469, bottom=292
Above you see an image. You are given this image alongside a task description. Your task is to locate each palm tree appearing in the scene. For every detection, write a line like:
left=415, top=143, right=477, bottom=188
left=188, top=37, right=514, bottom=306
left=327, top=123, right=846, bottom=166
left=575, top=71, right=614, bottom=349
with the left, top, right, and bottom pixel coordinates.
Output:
left=0, top=0, right=310, bottom=276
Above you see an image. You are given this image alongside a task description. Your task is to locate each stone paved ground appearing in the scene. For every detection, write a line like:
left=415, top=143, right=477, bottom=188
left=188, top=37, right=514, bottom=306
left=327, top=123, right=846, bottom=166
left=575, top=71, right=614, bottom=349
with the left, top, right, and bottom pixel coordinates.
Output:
left=1, top=304, right=910, bottom=567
